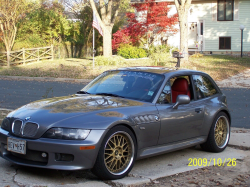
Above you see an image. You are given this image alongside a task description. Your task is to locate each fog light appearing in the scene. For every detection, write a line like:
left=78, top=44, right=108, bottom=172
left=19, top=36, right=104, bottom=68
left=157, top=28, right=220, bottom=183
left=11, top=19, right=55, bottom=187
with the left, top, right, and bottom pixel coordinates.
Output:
left=55, top=153, right=74, bottom=162
left=41, top=153, right=47, bottom=158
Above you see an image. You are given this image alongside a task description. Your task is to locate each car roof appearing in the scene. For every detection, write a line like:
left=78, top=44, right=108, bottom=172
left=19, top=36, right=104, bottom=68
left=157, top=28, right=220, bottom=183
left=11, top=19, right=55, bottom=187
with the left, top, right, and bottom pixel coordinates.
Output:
left=115, top=67, right=202, bottom=75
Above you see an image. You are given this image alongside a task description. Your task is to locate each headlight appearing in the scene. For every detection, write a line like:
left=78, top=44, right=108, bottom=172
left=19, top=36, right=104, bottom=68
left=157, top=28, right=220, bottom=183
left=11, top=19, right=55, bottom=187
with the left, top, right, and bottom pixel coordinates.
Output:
left=1, top=118, right=11, bottom=132
left=42, top=128, right=90, bottom=140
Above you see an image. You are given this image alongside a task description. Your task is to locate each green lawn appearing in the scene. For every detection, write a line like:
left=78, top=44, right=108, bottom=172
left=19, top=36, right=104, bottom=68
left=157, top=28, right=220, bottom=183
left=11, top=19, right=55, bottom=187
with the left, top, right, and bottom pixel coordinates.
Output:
left=0, top=55, right=249, bottom=81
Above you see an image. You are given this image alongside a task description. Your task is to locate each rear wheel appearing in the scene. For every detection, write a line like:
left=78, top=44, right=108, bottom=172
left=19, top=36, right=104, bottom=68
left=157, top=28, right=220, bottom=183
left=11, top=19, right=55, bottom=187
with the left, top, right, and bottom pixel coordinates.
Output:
left=201, top=112, right=230, bottom=152
left=92, top=126, right=136, bottom=180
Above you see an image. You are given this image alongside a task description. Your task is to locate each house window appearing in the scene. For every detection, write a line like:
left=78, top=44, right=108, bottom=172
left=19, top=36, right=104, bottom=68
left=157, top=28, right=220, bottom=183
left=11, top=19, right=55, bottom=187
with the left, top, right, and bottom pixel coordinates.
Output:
left=219, top=37, right=231, bottom=49
left=218, top=0, right=234, bottom=21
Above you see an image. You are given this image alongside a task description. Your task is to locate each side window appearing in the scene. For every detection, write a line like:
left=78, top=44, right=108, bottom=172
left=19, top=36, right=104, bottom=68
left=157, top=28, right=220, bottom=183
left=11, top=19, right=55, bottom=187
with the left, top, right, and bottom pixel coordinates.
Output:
left=157, top=80, right=171, bottom=104
left=157, top=76, right=193, bottom=104
left=193, top=75, right=218, bottom=99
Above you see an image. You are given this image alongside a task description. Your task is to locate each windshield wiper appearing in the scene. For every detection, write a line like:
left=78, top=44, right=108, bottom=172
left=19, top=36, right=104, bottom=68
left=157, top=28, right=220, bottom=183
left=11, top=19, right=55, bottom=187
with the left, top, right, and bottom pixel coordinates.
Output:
left=95, top=93, right=125, bottom=98
left=76, top=91, right=90, bottom=94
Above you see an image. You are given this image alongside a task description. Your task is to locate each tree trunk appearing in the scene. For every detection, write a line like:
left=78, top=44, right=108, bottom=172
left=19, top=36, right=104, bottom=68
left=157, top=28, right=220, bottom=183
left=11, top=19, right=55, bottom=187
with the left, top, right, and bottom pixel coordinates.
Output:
left=89, top=0, right=121, bottom=57
left=71, top=43, right=74, bottom=58
left=103, top=26, right=113, bottom=57
left=78, top=44, right=84, bottom=58
left=174, top=0, right=192, bottom=65
left=63, top=42, right=69, bottom=58
left=6, top=49, right=10, bottom=67
left=74, top=44, right=78, bottom=58
left=178, top=13, right=189, bottom=62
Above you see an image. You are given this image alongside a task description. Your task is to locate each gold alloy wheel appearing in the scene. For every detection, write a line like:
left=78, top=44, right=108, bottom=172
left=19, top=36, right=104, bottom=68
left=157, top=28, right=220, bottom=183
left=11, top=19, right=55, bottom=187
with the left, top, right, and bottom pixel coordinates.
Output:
left=214, top=116, right=229, bottom=148
left=104, top=132, right=134, bottom=175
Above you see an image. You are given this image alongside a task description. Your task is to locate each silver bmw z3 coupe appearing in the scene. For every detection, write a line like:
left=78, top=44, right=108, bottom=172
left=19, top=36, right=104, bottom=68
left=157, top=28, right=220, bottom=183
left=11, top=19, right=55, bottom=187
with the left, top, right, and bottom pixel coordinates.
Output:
left=0, top=67, right=231, bottom=180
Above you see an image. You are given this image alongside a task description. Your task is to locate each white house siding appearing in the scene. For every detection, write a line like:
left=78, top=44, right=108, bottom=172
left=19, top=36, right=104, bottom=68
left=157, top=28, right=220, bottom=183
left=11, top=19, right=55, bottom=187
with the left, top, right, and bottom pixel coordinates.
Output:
left=202, top=0, right=250, bottom=52
left=167, top=0, right=250, bottom=52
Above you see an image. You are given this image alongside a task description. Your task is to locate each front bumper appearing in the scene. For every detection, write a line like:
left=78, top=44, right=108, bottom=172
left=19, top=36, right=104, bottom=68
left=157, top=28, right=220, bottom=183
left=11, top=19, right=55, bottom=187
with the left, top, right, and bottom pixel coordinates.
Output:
left=0, top=128, right=107, bottom=170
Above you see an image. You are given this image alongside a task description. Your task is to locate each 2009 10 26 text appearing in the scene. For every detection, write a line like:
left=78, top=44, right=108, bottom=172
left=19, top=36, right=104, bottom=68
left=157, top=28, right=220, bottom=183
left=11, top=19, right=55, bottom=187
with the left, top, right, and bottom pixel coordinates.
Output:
left=188, top=158, right=237, bottom=167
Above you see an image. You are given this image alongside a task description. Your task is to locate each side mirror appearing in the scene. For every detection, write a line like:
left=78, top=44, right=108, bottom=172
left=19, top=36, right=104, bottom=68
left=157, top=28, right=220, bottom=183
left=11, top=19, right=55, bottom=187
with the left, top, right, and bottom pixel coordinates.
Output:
left=173, top=95, right=190, bottom=109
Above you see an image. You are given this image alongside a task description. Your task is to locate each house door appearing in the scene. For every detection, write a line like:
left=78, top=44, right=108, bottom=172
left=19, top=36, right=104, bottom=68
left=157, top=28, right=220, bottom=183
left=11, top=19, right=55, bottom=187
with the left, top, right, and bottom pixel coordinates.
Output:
left=188, top=22, right=198, bottom=49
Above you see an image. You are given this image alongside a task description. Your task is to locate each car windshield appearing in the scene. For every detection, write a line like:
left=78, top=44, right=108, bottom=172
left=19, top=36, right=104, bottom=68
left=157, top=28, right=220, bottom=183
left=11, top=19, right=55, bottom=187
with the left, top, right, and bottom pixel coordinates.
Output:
left=81, top=70, right=164, bottom=102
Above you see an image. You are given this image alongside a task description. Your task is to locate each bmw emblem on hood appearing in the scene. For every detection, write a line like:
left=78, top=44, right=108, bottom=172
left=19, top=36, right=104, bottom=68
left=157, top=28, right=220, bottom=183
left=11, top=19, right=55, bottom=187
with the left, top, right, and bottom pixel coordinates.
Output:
left=25, top=117, right=31, bottom=121
left=155, top=116, right=159, bottom=121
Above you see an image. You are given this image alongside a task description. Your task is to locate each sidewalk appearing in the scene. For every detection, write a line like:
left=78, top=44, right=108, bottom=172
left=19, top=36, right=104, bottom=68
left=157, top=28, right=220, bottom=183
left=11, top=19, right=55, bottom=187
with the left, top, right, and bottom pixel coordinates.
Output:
left=230, top=127, right=250, bottom=149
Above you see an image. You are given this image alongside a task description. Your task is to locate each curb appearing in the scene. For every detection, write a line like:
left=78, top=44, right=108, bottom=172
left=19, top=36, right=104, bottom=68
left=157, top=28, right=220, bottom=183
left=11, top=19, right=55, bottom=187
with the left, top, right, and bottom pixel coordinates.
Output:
left=0, top=75, right=91, bottom=83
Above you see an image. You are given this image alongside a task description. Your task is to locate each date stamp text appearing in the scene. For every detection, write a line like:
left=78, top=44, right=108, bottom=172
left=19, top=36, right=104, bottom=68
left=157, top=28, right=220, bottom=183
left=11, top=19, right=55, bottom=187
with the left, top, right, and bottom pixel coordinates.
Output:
left=188, top=158, right=237, bottom=167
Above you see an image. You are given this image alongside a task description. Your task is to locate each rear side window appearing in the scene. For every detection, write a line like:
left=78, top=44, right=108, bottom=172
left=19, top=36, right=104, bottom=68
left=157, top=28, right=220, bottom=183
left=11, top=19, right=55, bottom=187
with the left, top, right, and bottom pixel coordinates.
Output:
left=192, top=75, right=218, bottom=99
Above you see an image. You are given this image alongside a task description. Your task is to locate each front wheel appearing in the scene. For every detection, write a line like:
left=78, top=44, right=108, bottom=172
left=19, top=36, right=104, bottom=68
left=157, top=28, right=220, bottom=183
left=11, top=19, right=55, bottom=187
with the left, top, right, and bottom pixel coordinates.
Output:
left=201, top=112, right=230, bottom=152
left=92, top=126, right=137, bottom=180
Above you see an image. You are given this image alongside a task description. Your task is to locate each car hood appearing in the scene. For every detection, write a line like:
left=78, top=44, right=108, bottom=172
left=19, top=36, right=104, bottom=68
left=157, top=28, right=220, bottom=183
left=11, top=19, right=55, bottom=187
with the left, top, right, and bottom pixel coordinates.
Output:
left=8, top=94, right=144, bottom=127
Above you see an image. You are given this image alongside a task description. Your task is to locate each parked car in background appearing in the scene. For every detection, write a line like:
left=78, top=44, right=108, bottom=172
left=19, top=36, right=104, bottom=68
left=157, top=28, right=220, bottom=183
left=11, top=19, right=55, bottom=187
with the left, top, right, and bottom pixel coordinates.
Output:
left=0, top=67, right=230, bottom=180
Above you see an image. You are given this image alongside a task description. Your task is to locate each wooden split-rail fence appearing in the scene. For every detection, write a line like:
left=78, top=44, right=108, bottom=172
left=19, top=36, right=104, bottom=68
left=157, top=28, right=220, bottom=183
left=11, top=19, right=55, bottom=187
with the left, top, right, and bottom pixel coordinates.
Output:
left=0, top=45, right=54, bottom=66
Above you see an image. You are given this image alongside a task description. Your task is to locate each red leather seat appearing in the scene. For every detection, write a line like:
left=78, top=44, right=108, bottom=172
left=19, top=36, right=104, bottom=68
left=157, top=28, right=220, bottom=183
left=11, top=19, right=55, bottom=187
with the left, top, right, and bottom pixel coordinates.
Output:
left=171, top=78, right=191, bottom=103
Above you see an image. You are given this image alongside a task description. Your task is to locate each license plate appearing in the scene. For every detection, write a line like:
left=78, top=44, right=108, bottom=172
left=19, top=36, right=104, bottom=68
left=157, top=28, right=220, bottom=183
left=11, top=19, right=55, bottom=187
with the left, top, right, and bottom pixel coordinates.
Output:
left=7, top=137, right=26, bottom=155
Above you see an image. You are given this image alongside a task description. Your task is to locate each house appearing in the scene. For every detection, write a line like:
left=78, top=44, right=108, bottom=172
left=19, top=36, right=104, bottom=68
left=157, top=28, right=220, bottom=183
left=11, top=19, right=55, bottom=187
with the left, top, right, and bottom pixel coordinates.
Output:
left=132, top=0, right=249, bottom=54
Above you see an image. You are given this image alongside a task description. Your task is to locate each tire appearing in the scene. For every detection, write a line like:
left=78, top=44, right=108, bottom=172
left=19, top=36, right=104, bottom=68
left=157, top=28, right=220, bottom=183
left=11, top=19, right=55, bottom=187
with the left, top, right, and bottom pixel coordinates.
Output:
left=92, top=125, right=137, bottom=180
left=201, top=112, right=230, bottom=153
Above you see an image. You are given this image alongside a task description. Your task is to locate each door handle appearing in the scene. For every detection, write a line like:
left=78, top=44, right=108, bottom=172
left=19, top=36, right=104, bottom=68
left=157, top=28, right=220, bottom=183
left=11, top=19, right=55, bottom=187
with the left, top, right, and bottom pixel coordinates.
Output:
left=195, top=108, right=203, bottom=113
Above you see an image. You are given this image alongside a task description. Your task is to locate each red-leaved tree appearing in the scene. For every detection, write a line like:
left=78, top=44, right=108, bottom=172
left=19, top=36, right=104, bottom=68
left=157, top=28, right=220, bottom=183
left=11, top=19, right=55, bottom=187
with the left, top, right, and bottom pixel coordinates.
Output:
left=112, top=0, right=178, bottom=52
left=112, top=29, right=132, bottom=51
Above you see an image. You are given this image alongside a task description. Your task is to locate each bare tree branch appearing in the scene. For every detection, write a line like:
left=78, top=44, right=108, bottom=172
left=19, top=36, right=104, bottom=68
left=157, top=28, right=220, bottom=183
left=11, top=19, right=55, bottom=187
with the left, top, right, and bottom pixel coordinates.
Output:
left=174, top=0, right=180, bottom=9
left=106, top=0, right=112, bottom=24
left=0, top=0, right=27, bottom=66
left=111, top=4, right=120, bottom=24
